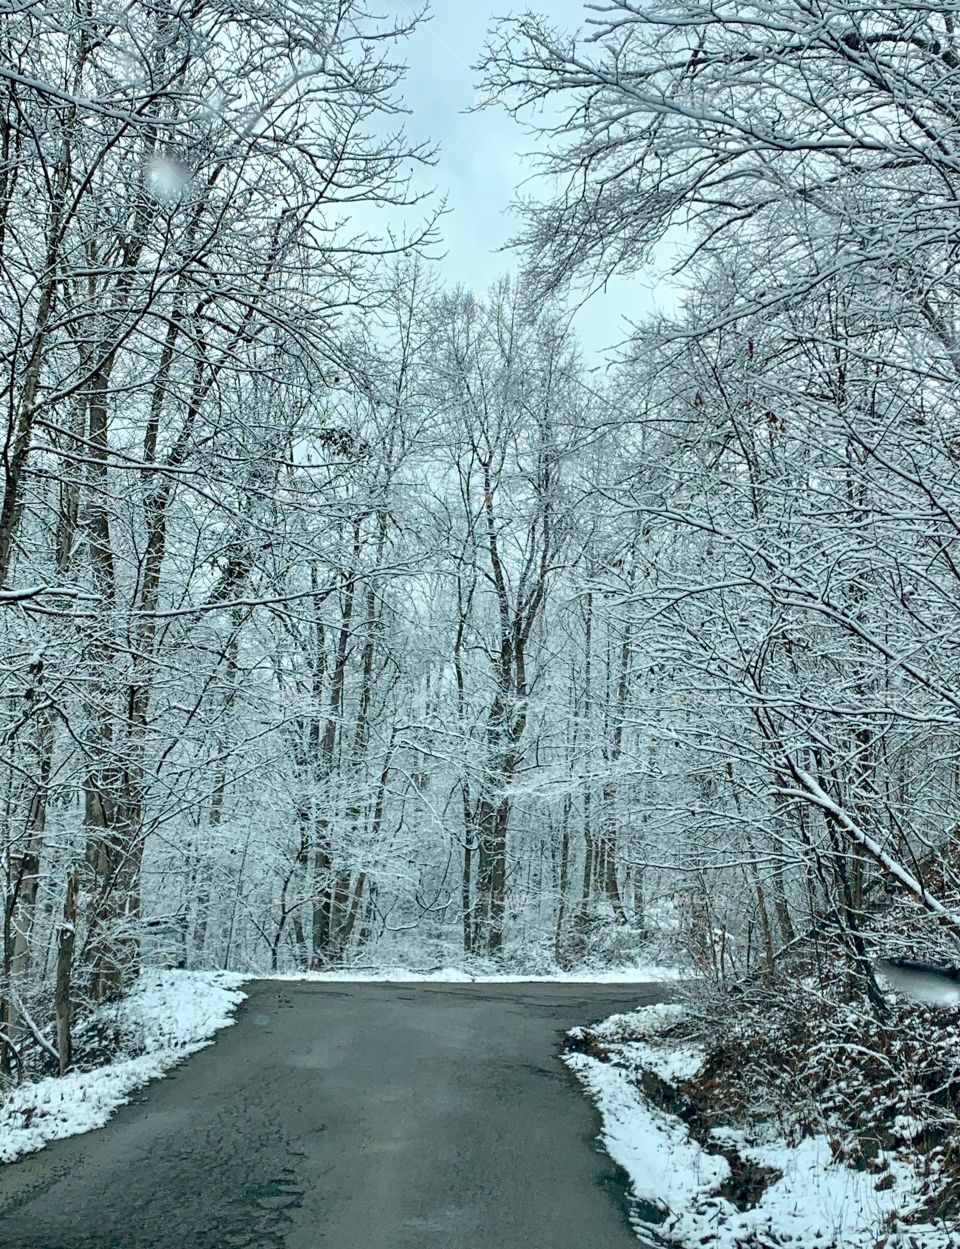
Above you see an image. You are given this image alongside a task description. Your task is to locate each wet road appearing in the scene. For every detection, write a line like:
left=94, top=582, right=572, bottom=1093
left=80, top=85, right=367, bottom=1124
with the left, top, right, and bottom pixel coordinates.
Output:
left=0, top=981, right=665, bottom=1248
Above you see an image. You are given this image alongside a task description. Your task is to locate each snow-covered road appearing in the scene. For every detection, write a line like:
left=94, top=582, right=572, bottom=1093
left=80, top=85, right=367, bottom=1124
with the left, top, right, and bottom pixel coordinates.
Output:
left=0, top=980, right=668, bottom=1248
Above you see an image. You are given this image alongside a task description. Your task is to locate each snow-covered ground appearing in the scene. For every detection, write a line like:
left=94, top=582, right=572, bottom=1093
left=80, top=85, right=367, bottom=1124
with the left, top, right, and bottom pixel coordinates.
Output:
left=263, top=963, right=687, bottom=983
left=0, top=970, right=246, bottom=1164
left=566, top=1004, right=955, bottom=1249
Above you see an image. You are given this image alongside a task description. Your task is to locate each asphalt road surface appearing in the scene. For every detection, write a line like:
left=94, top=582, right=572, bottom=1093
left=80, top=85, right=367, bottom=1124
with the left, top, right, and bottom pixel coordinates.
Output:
left=0, top=981, right=667, bottom=1249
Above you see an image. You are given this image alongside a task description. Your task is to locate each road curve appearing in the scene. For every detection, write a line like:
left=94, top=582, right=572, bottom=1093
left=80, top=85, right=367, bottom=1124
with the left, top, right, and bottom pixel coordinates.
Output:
left=0, top=981, right=665, bottom=1248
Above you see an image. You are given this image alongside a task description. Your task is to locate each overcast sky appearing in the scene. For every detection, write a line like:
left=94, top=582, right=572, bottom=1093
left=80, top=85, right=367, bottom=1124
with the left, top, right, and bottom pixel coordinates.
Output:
left=386, top=2, right=672, bottom=367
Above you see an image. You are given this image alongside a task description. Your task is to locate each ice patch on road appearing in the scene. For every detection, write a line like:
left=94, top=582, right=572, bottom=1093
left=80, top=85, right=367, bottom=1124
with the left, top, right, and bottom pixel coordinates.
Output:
left=0, top=971, right=246, bottom=1164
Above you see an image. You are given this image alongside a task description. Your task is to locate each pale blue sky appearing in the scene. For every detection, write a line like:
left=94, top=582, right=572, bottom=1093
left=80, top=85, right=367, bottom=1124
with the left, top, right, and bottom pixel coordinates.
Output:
left=386, top=2, right=672, bottom=367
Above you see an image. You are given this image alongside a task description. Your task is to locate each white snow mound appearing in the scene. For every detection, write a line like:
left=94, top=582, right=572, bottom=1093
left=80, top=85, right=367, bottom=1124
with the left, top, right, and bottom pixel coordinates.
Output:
left=0, top=970, right=246, bottom=1164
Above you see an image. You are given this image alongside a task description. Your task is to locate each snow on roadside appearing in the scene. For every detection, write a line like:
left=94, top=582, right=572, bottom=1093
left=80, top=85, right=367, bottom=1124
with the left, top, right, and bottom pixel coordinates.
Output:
left=574, top=1002, right=707, bottom=1084
left=565, top=1003, right=956, bottom=1249
left=262, top=964, right=687, bottom=983
left=0, top=970, right=246, bottom=1165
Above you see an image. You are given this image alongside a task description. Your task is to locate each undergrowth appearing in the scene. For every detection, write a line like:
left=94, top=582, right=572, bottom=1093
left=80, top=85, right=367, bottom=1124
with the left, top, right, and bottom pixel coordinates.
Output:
left=678, top=955, right=960, bottom=1227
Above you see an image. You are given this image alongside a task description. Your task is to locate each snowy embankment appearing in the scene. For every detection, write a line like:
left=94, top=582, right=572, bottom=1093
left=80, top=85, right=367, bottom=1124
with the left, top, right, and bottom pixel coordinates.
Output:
left=566, top=1004, right=955, bottom=1249
left=0, top=971, right=246, bottom=1164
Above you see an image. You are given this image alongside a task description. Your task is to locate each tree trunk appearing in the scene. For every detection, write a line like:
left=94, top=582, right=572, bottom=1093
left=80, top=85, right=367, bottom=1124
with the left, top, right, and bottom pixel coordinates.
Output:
left=554, top=795, right=572, bottom=966
left=55, top=870, right=79, bottom=1076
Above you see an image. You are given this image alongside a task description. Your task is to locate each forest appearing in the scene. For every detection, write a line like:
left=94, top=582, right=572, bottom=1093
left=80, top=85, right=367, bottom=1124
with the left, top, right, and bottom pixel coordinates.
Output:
left=2, top=0, right=960, bottom=1161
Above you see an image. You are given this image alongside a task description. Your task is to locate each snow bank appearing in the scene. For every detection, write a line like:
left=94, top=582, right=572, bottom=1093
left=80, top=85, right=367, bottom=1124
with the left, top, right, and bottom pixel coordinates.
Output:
left=566, top=1003, right=955, bottom=1249
left=578, top=1003, right=707, bottom=1083
left=262, top=963, right=687, bottom=983
left=0, top=970, right=246, bottom=1165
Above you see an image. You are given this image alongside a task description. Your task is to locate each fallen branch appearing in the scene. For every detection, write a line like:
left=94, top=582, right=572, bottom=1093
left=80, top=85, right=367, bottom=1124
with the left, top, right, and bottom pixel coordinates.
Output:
left=7, top=992, right=59, bottom=1066
left=778, top=766, right=960, bottom=943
